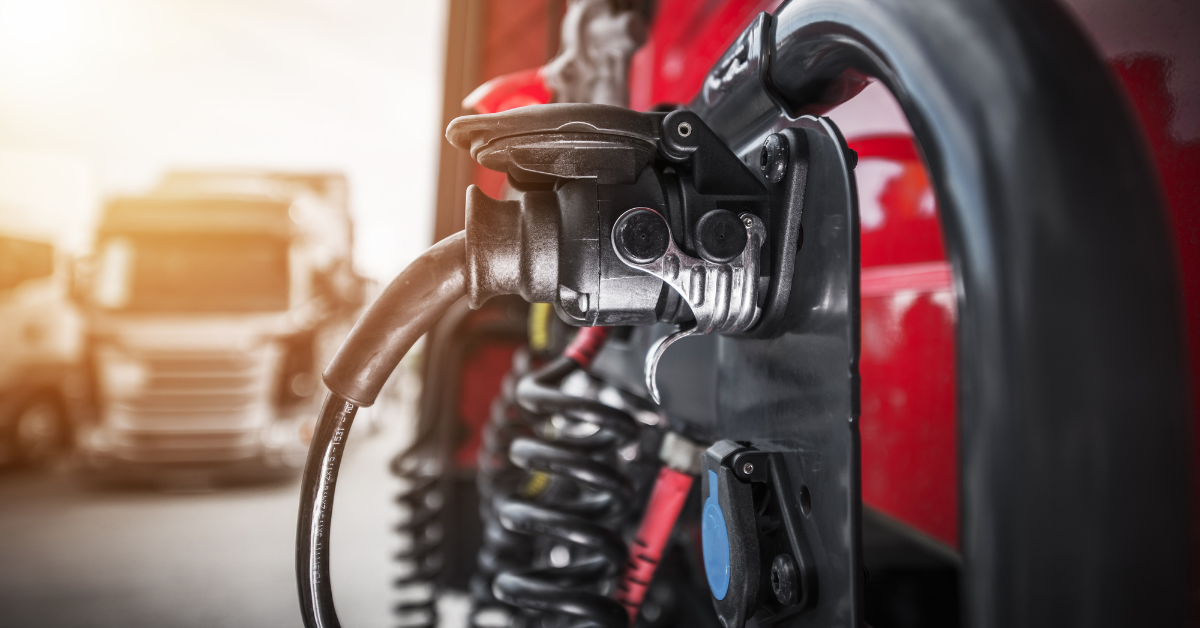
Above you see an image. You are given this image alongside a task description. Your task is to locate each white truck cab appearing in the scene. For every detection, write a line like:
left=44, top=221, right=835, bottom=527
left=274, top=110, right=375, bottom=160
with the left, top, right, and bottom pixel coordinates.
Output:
left=76, top=172, right=362, bottom=476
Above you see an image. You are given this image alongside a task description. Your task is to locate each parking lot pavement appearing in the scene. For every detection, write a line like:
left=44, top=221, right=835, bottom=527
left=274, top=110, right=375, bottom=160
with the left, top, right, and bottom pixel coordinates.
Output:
left=0, top=419, right=401, bottom=628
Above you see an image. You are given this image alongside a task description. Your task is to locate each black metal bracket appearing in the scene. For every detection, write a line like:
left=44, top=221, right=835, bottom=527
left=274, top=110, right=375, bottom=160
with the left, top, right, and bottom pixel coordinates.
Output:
left=715, top=114, right=861, bottom=628
left=591, top=114, right=862, bottom=628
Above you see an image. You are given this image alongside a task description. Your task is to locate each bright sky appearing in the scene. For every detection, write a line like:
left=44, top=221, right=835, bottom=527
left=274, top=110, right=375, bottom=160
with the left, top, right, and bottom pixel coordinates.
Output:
left=0, top=0, right=448, bottom=280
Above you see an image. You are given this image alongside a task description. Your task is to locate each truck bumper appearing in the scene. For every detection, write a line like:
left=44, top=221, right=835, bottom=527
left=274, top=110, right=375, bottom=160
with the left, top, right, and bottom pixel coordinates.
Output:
left=76, top=419, right=310, bottom=479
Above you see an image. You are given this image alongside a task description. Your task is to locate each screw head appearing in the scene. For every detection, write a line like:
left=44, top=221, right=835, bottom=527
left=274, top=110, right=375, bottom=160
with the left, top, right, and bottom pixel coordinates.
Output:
left=759, top=133, right=789, bottom=183
left=771, top=554, right=800, bottom=606
left=742, top=462, right=754, bottom=475
left=677, top=121, right=693, bottom=137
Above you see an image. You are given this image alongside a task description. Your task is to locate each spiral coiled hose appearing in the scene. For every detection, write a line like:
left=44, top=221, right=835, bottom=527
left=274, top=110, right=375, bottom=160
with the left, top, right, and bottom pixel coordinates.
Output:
left=475, top=327, right=637, bottom=628
left=390, top=432, right=446, bottom=627
left=469, top=350, right=538, bottom=626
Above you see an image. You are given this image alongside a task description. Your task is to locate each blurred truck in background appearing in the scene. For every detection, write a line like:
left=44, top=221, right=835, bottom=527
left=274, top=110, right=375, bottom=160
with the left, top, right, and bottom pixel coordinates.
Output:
left=0, top=227, right=85, bottom=467
left=74, top=171, right=364, bottom=478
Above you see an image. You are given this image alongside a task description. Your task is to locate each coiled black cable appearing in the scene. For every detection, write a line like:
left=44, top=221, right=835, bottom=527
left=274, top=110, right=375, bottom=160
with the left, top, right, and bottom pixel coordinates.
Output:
left=390, top=434, right=445, bottom=627
left=483, top=329, right=638, bottom=628
left=469, top=350, right=538, bottom=627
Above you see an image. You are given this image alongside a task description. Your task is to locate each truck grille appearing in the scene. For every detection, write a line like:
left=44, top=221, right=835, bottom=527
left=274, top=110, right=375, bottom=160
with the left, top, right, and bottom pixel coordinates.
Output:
left=103, top=345, right=282, bottom=462
left=127, top=354, right=266, bottom=419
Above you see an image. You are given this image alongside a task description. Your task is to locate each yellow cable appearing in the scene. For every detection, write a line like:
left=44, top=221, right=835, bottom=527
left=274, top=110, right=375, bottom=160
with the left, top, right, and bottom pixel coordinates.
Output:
left=528, top=302, right=553, bottom=351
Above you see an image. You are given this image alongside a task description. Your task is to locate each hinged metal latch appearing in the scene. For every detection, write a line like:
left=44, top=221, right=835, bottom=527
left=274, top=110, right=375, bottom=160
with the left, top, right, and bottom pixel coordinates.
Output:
left=612, top=207, right=765, bottom=402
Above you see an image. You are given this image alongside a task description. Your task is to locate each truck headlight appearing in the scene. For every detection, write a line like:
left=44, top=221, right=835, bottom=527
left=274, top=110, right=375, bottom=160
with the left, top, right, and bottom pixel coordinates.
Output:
left=98, top=348, right=148, bottom=399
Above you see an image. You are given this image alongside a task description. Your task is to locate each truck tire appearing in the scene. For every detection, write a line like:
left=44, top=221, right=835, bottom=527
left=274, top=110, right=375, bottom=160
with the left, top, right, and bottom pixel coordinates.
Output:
left=14, top=395, right=67, bottom=467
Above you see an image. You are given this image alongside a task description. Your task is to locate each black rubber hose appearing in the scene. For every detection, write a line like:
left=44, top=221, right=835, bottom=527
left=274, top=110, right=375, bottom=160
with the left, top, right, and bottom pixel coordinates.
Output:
left=323, top=231, right=468, bottom=407
left=296, top=232, right=467, bottom=628
left=486, top=332, right=637, bottom=628
left=493, top=570, right=630, bottom=628
left=515, top=357, right=640, bottom=446
left=296, top=392, right=359, bottom=628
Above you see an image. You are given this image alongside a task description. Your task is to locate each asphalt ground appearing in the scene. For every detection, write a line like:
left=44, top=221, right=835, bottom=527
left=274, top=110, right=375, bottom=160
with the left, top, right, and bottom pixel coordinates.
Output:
left=0, top=418, right=403, bottom=628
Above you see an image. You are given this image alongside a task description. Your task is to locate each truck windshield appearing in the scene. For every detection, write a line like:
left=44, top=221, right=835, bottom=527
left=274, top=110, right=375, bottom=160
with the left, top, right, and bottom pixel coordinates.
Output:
left=93, top=234, right=289, bottom=312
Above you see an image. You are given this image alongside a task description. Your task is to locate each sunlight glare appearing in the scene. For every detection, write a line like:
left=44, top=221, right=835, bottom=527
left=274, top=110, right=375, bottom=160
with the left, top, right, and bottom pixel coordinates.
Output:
left=0, top=0, right=86, bottom=73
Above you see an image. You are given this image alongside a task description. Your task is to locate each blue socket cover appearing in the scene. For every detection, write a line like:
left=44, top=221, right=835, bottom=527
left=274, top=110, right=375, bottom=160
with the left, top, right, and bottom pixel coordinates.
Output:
left=702, top=469, right=731, bottom=600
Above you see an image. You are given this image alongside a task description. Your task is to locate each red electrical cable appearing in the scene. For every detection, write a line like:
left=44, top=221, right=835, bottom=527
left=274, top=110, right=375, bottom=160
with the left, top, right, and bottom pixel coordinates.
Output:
left=564, top=326, right=610, bottom=368
left=614, top=466, right=695, bottom=623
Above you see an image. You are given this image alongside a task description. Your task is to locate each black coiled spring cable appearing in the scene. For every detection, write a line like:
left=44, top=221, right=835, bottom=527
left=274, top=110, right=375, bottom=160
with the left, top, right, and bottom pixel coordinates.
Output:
left=480, top=327, right=637, bottom=628
left=470, top=349, right=538, bottom=625
left=390, top=412, right=446, bottom=627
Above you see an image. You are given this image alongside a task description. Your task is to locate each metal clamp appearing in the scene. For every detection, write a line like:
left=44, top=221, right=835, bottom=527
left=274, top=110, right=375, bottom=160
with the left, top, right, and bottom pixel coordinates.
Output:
left=612, top=207, right=765, bottom=402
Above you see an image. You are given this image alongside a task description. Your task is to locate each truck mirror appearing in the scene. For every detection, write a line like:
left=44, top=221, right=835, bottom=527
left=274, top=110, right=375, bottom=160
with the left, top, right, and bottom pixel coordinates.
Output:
left=66, top=255, right=92, bottom=306
left=0, top=235, right=55, bottom=293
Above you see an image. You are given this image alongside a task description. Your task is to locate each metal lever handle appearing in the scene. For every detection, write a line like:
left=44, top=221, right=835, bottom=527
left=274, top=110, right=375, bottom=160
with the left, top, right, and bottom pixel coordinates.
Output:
left=611, top=208, right=764, bottom=402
